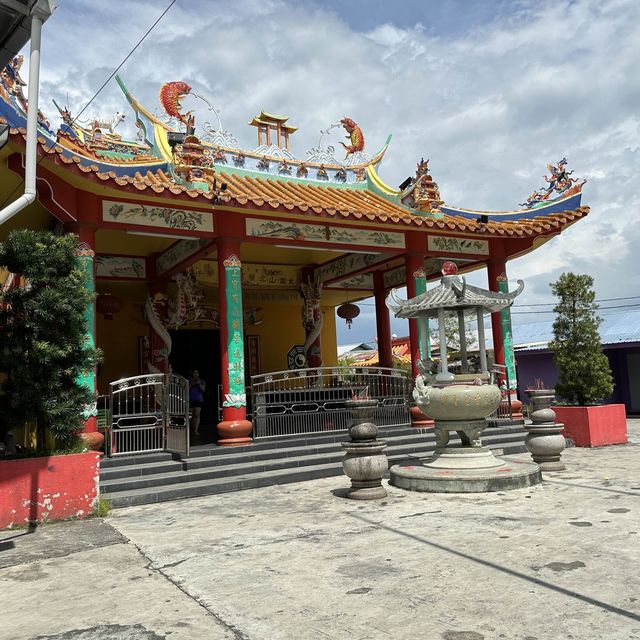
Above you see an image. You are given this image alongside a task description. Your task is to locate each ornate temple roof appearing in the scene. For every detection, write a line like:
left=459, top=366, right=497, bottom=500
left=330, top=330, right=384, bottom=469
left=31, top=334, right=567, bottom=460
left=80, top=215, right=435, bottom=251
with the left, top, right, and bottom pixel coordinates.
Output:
left=2, top=125, right=588, bottom=238
left=387, top=269, right=524, bottom=319
left=0, top=61, right=590, bottom=239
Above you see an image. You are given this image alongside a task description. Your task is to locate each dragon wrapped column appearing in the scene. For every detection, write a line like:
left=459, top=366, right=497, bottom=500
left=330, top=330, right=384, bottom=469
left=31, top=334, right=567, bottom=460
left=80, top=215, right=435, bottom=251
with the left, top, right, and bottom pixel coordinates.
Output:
left=301, top=277, right=323, bottom=369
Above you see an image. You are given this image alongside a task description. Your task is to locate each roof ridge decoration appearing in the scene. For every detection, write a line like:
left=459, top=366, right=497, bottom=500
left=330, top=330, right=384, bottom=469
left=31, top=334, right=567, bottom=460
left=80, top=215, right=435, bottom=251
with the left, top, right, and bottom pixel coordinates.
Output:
left=399, top=157, right=444, bottom=215
left=113, top=75, right=390, bottom=189
left=520, top=157, right=587, bottom=209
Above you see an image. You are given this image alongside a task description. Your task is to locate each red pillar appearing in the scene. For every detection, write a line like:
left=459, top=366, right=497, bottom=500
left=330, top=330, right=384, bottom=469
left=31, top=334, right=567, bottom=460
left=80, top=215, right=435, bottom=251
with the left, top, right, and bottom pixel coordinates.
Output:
left=374, top=271, right=392, bottom=368
left=216, top=238, right=253, bottom=446
left=487, top=259, right=506, bottom=367
left=405, top=253, right=423, bottom=379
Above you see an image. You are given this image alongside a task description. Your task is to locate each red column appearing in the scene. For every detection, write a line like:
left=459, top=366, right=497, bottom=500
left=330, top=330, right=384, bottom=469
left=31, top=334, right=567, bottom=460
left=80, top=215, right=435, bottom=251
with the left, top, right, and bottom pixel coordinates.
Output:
left=405, top=253, right=423, bottom=379
left=487, top=259, right=506, bottom=367
left=216, top=238, right=253, bottom=446
left=374, top=271, right=392, bottom=368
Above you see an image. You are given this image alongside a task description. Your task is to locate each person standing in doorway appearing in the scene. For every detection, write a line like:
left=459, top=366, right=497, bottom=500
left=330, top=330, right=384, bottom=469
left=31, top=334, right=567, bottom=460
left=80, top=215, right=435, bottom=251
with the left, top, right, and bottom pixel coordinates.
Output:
left=189, top=369, right=206, bottom=436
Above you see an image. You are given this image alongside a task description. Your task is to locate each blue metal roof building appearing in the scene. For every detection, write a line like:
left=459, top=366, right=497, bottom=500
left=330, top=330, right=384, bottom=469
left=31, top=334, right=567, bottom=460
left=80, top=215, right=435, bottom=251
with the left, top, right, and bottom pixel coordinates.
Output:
left=512, top=308, right=640, bottom=414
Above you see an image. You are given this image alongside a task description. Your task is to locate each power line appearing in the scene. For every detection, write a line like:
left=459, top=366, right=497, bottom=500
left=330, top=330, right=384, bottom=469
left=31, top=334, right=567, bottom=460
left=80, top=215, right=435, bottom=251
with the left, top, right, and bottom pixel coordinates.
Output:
left=513, top=295, right=640, bottom=308
left=1, top=0, right=178, bottom=210
left=511, top=302, right=640, bottom=315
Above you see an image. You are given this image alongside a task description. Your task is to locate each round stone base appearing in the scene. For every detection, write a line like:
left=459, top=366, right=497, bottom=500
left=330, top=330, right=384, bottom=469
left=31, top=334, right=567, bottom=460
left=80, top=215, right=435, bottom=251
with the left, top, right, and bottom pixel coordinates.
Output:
left=538, top=461, right=566, bottom=472
left=389, top=457, right=541, bottom=493
left=347, top=484, right=388, bottom=500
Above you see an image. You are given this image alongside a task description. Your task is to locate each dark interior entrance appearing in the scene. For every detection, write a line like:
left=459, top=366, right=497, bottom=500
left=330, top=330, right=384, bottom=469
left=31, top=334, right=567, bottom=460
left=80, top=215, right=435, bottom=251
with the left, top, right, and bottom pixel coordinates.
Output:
left=169, top=329, right=221, bottom=444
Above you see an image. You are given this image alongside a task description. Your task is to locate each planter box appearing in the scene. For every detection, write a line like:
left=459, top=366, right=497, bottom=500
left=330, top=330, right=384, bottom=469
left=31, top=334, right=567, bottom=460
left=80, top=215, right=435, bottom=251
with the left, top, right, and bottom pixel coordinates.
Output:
left=0, top=451, right=100, bottom=529
left=552, top=404, right=627, bottom=447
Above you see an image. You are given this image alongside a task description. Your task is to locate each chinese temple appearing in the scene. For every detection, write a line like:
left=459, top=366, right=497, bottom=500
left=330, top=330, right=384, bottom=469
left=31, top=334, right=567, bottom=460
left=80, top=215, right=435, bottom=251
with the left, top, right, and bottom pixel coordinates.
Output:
left=0, top=58, right=589, bottom=447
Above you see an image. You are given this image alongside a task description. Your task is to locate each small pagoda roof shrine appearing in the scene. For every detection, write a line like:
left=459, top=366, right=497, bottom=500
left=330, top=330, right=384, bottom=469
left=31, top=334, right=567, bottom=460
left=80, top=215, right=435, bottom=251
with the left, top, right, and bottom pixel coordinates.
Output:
left=387, top=264, right=524, bottom=319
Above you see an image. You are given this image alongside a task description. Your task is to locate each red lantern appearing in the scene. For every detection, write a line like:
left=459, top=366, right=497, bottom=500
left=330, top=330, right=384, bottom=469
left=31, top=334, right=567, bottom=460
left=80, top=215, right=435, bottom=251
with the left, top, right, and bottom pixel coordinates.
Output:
left=96, top=293, right=123, bottom=320
left=337, top=302, right=360, bottom=329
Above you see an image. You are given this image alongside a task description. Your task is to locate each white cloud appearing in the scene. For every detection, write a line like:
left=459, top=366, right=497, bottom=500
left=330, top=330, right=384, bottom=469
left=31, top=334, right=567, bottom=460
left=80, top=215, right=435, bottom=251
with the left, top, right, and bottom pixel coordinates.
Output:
left=17, top=0, right=640, bottom=344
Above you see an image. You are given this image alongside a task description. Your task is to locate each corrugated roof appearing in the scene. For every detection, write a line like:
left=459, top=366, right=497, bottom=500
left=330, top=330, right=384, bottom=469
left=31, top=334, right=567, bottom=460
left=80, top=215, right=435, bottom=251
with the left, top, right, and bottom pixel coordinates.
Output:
left=512, top=308, right=640, bottom=350
left=337, top=343, right=374, bottom=356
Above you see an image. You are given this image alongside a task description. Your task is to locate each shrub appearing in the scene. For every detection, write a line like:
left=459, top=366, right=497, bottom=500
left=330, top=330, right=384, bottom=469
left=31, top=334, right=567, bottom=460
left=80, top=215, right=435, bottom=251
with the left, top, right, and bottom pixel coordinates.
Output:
left=0, top=230, right=99, bottom=450
left=549, top=273, right=614, bottom=405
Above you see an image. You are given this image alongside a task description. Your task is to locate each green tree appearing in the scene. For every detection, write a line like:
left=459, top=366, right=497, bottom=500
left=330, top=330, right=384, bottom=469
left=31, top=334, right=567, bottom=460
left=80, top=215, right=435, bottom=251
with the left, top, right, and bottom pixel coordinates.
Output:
left=0, top=230, right=99, bottom=450
left=549, top=272, right=613, bottom=405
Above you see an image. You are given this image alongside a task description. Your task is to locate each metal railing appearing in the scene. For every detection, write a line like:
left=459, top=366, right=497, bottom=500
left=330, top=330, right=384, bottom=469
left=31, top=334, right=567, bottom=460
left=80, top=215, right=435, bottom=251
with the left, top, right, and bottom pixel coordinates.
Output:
left=251, top=366, right=411, bottom=439
left=106, top=373, right=189, bottom=457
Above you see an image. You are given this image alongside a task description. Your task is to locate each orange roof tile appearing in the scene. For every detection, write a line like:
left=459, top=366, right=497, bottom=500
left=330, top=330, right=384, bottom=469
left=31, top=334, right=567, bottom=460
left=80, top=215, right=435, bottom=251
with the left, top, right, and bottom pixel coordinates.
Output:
left=8, top=128, right=589, bottom=237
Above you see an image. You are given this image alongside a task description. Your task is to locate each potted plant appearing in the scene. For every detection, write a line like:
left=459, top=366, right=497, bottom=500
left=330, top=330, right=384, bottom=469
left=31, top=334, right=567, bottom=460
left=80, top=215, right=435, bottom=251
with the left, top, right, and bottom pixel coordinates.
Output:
left=0, top=230, right=101, bottom=528
left=548, top=273, right=626, bottom=447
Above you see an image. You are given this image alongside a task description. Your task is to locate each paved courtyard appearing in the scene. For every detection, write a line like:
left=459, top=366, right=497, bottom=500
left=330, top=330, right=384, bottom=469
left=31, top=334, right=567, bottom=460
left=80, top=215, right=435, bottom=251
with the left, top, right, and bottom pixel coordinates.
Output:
left=1, top=420, right=639, bottom=640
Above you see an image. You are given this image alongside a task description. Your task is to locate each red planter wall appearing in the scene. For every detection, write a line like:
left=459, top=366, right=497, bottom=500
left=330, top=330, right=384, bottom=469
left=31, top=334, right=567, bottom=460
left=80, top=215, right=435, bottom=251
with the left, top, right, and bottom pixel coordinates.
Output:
left=0, top=452, right=100, bottom=529
left=553, top=404, right=627, bottom=447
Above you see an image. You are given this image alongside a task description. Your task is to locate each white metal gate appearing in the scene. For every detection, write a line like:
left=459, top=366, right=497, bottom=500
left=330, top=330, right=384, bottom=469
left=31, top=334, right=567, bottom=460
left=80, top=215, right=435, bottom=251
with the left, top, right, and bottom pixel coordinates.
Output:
left=107, top=374, right=189, bottom=457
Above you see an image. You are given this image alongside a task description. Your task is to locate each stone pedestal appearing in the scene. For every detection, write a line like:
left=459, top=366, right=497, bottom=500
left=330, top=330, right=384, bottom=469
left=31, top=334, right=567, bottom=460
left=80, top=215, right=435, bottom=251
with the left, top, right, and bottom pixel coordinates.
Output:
left=525, top=389, right=566, bottom=471
left=341, top=399, right=388, bottom=500
left=390, top=380, right=541, bottom=493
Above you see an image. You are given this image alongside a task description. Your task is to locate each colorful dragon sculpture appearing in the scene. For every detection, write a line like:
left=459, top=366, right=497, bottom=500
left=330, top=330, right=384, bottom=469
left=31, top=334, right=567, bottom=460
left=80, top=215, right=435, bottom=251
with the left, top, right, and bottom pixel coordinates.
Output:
left=300, top=278, right=323, bottom=369
left=339, top=117, right=365, bottom=157
left=159, top=81, right=193, bottom=127
left=521, top=158, right=586, bottom=208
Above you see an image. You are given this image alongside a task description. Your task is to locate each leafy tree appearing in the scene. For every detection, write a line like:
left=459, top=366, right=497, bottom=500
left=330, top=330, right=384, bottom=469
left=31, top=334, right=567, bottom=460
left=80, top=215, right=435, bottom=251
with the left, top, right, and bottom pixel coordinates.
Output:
left=549, top=273, right=613, bottom=405
left=0, top=230, right=99, bottom=450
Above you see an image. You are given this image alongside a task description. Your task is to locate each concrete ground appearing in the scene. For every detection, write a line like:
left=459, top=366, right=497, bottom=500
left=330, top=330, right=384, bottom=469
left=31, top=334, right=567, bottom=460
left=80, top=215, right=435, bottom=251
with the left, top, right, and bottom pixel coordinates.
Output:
left=1, top=421, right=639, bottom=640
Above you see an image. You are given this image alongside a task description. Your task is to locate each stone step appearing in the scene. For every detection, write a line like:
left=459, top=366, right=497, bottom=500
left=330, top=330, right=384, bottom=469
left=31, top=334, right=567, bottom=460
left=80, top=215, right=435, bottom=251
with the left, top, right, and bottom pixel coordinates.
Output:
left=101, top=429, right=528, bottom=508
left=103, top=438, right=529, bottom=509
left=100, top=451, right=175, bottom=469
left=102, top=434, right=528, bottom=494
left=100, top=427, right=525, bottom=480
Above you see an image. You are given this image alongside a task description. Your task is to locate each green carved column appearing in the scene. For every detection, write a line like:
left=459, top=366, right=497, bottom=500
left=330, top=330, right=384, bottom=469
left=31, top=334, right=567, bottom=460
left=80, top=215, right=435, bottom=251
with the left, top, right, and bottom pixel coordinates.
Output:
left=413, top=267, right=431, bottom=360
left=71, top=225, right=101, bottom=446
left=497, top=273, right=517, bottom=390
left=216, top=240, right=252, bottom=446
left=223, top=254, right=246, bottom=408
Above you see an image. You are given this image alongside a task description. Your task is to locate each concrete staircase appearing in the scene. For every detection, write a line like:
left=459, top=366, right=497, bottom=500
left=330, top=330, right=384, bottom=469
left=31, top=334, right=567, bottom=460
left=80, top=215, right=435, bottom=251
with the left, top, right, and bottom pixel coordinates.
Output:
left=100, top=424, right=529, bottom=508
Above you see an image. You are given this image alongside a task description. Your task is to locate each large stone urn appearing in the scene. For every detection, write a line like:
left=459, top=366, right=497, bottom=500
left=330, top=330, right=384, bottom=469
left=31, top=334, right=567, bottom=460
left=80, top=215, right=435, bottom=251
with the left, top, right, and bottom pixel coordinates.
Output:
left=413, top=378, right=502, bottom=450
left=390, top=376, right=541, bottom=492
left=341, top=398, right=388, bottom=500
left=524, top=389, right=566, bottom=471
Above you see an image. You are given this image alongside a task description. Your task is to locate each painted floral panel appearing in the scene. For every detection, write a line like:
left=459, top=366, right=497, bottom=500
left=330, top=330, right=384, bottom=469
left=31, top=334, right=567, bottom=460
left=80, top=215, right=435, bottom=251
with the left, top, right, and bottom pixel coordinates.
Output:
left=103, top=200, right=213, bottom=232
left=246, top=218, right=405, bottom=249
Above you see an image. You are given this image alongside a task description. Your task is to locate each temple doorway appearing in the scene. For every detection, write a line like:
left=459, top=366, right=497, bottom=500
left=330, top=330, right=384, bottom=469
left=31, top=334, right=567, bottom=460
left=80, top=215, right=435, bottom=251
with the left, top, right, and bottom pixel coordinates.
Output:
left=169, top=329, right=221, bottom=443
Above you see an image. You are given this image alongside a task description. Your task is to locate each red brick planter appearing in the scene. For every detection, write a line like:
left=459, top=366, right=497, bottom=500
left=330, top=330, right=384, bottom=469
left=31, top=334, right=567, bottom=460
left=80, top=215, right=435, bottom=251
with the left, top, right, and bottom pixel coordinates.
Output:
left=552, top=404, right=627, bottom=447
left=0, top=452, right=100, bottom=529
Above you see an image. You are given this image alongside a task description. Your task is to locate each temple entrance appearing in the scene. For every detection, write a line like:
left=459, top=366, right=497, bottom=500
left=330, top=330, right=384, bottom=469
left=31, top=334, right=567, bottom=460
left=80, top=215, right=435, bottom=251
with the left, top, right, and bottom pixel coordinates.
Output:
left=169, top=329, right=221, bottom=443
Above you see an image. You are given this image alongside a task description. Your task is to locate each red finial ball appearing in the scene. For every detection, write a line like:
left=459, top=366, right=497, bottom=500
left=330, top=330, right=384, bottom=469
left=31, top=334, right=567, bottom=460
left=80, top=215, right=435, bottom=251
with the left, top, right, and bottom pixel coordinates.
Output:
left=441, top=261, right=458, bottom=276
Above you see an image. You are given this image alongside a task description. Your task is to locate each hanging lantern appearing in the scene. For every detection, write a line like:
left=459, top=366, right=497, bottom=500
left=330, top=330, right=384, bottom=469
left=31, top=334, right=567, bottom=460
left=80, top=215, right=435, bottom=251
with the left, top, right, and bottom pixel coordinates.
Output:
left=337, top=302, right=360, bottom=329
left=96, top=293, right=123, bottom=320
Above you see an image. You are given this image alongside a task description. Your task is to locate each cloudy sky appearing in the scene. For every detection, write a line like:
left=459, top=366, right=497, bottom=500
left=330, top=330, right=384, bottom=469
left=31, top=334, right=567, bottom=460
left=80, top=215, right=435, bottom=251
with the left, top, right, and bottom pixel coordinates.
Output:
left=23, top=0, right=640, bottom=344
